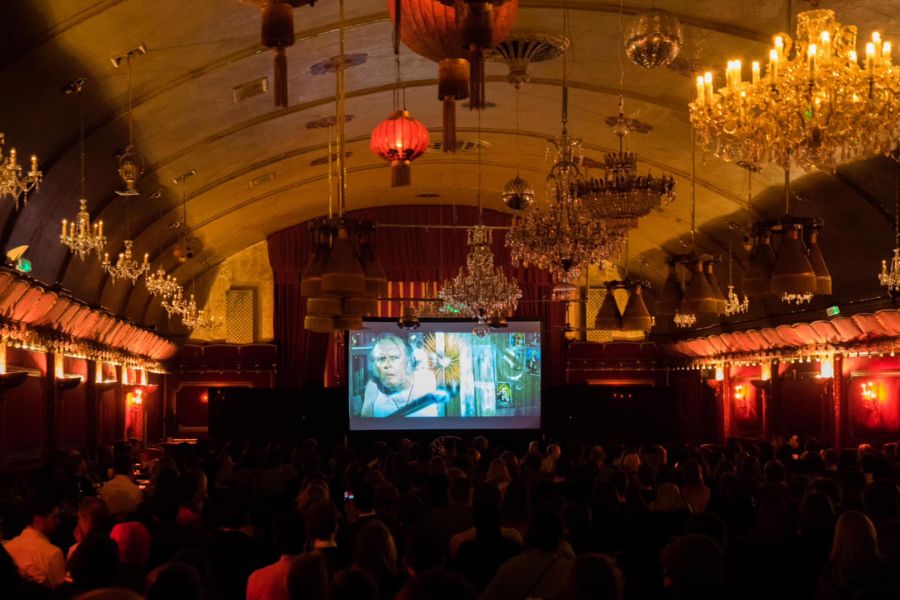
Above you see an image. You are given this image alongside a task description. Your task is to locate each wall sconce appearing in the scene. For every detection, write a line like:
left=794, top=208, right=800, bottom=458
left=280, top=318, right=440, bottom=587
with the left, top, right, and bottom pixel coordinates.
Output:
left=734, top=383, right=745, bottom=400
left=715, top=365, right=725, bottom=381
left=819, top=355, right=835, bottom=379
left=760, top=361, right=772, bottom=381
left=128, top=389, right=143, bottom=406
left=56, top=374, right=83, bottom=391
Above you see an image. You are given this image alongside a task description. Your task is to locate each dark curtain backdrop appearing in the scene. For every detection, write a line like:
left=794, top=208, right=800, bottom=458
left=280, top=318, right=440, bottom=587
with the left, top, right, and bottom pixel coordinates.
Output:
left=267, top=205, right=567, bottom=388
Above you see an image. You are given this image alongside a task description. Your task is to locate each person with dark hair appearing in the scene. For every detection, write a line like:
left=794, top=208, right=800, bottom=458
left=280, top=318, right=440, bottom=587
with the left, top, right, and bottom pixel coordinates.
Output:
left=817, top=511, right=895, bottom=600
left=205, top=495, right=267, bottom=600
left=480, top=507, right=573, bottom=600
left=306, top=500, right=347, bottom=574
left=863, top=481, right=900, bottom=568
left=554, top=553, right=623, bottom=600
left=397, top=568, right=476, bottom=600
left=99, top=455, right=142, bottom=520
left=145, top=560, right=205, bottom=600
left=660, top=534, right=724, bottom=600
left=359, top=334, right=438, bottom=418
left=422, top=475, right=472, bottom=549
left=287, top=552, right=329, bottom=600
left=66, top=497, right=119, bottom=593
left=330, top=568, right=380, bottom=600
left=353, top=520, right=407, bottom=600
left=3, top=491, right=65, bottom=588
left=403, top=524, right=445, bottom=576
left=246, top=510, right=306, bottom=600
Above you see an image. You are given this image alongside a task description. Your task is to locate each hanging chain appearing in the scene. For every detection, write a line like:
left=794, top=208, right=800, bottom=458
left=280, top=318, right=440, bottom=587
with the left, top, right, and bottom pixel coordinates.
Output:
left=336, top=0, right=347, bottom=216
left=127, top=55, right=134, bottom=145
left=690, top=128, right=696, bottom=250
left=895, top=163, right=899, bottom=247
left=79, top=83, right=86, bottom=199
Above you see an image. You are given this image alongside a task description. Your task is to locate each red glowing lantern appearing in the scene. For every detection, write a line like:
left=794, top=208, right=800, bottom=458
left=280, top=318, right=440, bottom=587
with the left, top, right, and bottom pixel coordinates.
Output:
left=370, top=110, right=430, bottom=187
left=388, top=0, right=518, bottom=151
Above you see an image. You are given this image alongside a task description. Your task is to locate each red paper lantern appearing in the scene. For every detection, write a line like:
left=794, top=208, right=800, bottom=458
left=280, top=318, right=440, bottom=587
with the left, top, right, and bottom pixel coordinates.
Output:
left=370, top=110, right=430, bottom=187
left=388, top=0, right=518, bottom=151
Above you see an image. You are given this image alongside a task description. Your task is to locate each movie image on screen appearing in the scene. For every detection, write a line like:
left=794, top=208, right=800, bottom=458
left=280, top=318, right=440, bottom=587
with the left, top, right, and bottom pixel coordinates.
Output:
left=348, top=321, right=541, bottom=431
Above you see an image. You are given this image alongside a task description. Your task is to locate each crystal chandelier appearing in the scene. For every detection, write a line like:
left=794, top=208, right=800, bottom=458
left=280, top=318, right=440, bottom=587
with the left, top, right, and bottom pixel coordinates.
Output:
left=625, top=9, right=682, bottom=69
left=690, top=9, right=900, bottom=171
left=0, top=134, right=42, bottom=209
left=179, top=294, right=217, bottom=330
left=724, top=238, right=749, bottom=316
left=781, top=291, right=814, bottom=304
left=145, top=267, right=179, bottom=299
left=439, top=225, right=521, bottom=324
left=880, top=168, right=900, bottom=296
left=102, top=240, right=149, bottom=284
left=673, top=310, right=697, bottom=328
left=506, top=88, right=623, bottom=282
left=60, top=78, right=105, bottom=261
left=161, top=286, right=185, bottom=317
left=581, top=97, right=676, bottom=228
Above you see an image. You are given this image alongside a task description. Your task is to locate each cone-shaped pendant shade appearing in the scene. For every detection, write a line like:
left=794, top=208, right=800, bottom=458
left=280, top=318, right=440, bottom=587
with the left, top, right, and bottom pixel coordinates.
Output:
left=807, top=228, right=832, bottom=295
left=622, top=284, right=653, bottom=331
left=300, top=227, right=330, bottom=298
left=358, top=232, right=388, bottom=297
left=321, top=226, right=366, bottom=296
left=771, top=226, right=817, bottom=296
left=656, top=262, right=682, bottom=317
left=742, top=230, right=776, bottom=297
left=594, top=287, right=622, bottom=330
left=681, top=260, right=719, bottom=316
left=705, top=261, right=726, bottom=316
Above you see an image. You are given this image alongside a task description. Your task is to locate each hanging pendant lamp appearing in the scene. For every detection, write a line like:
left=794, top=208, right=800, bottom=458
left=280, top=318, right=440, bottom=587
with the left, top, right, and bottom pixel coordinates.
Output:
left=704, top=259, right=726, bottom=316
left=594, top=284, right=622, bottom=330
left=771, top=225, right=817, bottom=299
left=656, top=261, right=682, bottom=318
left=321, top=225, right=366, bottom=296
left=807, top=224, right=832, bottom=295
left=300, top=222, right=331, bottom=297
left=742, top=228, right=776, bottom=297
left=370, top=110, right=430, bottom=187
left=680, top=259, right=719, bottom=316
left=622, top=283, right=652, bottom=331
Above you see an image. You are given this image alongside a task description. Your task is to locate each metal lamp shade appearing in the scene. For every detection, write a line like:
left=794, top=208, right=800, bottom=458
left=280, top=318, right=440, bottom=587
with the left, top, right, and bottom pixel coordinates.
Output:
left=321, top=226, right=366, bottom=296
left=300, top=227, right=330, bottom=298
left=704, top=260, right=726, bottom=316
left=622, top=284, right=653, bottom=331
left=771, top=226, right=817, bottom=297
left=656, top=263, right=683, bottom=316
left=742, top=230, right=776, bottom=297
left=681, top=260, right=719, bottom=316
left=807, top=228, right=832, bottom=295
left=594, top=287, right=622, bottom=330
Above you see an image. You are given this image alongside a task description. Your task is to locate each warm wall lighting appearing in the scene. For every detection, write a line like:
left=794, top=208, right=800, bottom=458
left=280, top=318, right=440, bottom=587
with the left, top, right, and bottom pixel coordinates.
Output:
left=734, top=384, right=745, bottom=400
left=54, top=353, right=64, bottom=379
left=0, top=340, right=7, bottom=375
left=819, top=355, right=835, bottom=379
left=129, top=389, right=143, bottom=406
left=760, top=361, right=772, bottom=381
left=715, top=365, right=725, bottom=381
left=95, top=360, right=103, bottom=383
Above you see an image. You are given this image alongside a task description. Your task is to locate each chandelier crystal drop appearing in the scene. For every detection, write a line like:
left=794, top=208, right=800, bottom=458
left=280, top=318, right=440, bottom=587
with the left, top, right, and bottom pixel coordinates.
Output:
left=61, top=199, right=106, bottom=261
left=581, top=98, right=676, bottom=228
left=102, top=240, right=149, bottom=285
left=0, top=134, right=42, bottom=209
left=439, top=225, right=521, bottom=324
left=690, top=9, right=900, bottom=171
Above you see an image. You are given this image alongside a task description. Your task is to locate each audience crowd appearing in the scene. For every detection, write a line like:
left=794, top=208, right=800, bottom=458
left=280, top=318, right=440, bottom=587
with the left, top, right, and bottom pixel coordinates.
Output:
left=2, top=434, right=900, bottom=600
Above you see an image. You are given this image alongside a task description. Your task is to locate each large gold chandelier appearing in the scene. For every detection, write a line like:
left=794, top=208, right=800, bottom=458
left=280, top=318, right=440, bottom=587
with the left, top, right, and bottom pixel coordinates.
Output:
left=506, top=88, right=623, bottom=283
left=102, top=240, right=149, bottom=284
left=581, top=97, right=676, bottom=229
left=439, top=225, right=521, bottom=326
left=690, top=9, right=900, bottom=171
left=0, top=134, right=42, bottom=209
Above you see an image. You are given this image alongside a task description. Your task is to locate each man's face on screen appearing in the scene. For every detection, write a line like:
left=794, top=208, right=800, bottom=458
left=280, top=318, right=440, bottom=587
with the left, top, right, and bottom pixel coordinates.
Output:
left=373, top=340, right=409, bottom=392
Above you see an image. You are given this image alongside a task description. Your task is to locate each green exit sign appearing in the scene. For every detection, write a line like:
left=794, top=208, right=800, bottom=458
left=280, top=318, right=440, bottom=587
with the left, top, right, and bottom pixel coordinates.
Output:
left=826, top=306, right=840, bottom=317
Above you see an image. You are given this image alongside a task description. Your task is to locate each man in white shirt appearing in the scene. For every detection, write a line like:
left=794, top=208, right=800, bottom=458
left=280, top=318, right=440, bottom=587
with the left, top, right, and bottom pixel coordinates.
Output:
left=100, top=455, right=143, bottom=519
left=3, top=496, right=66, bottom=588
left=360, top=334, right=440, bottom=418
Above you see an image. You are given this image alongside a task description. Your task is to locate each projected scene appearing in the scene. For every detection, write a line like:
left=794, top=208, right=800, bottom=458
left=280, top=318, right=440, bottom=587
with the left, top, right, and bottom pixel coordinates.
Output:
left=348, top=322, right=541, bottom=431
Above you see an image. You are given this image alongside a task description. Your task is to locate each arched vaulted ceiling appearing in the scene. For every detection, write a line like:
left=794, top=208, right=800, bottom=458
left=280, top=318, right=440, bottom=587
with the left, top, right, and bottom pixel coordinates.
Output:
left=0, top=0, right=898, bottom=337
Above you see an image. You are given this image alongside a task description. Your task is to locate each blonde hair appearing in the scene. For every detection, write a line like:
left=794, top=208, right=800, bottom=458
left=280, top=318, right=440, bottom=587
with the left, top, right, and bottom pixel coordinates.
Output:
left=830, top=511, right=881, bottom=570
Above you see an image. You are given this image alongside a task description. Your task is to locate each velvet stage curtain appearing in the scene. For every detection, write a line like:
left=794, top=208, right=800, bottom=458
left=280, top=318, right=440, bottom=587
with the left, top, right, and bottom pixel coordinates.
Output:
left=268, top=205, right=568, bottom=388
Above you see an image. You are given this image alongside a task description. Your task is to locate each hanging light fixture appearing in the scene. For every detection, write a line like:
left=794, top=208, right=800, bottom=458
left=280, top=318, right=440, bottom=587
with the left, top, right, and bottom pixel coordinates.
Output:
left=622, top=282, right=653, bottom=332
left=807, top=222, right=831, bottom=295
left=502, top=86, right=535, bottom=212
left=880, top=166, right=900, bottom=295
left=397, top=305, right=421, bottom=330
left=161, top=286, right=185, bottom=317
left=594, top=282, right=622, bottom=330
left=102, top=240, right=149, bottom=285
left=303, top=0, right=385, bottom=333
left=625, top=8, right=682, bottom=69
left=655, top=261, right=683, bottom=321
left=704, top=258, right=727, bottom=316
left=0, top=135, right=41, bottom=209
left=60, top=78, right=106, bottom=261
left=486, top=31, right=569, bottom=89
left=114, top=47, right=146, bottom=197
left=772, top=224, right=817, bottom=304
left=389, top=0, right=518, bottom=150
left=690, top=8, right=900, bottom=171
left=507, top=13, right=623, bottom=284
left=581, top=97, right=676, bottom=229
left=370, top=22, right=429, bottom=187
left=179, top=293, right=217, bottom=330
left=724, top=229, right=749, bottom=316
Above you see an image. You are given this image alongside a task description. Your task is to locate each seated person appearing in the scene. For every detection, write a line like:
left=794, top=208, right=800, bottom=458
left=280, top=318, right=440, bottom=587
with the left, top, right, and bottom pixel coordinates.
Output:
left=360, top=334, right=443, bottom=418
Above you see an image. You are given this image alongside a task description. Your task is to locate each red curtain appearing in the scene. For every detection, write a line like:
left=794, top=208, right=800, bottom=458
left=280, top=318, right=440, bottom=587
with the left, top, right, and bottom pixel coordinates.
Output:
left=268, top=206, right=568, bottom=388
left=267, top=223, right=330, bottom=387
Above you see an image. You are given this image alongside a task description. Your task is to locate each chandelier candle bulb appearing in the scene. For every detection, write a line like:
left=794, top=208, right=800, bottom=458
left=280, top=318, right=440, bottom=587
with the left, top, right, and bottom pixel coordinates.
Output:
left=884, top=42, right=892, bottom=64
left=821, top=31, right=831, bottom=61
left=61, top=220, right=67, bottom=237
left=774, top=36, right=784, bottom=61
left=867, top=42, right=876, bottom=72
left=704, top=72, right=713, bottom=105
left=873, top=32, right=883, bottom=60
left=752, top=61, right=760, bottom=84
left=808, top=44, right=817, bottom=80
left=769, top=49, right=779, bottom=81
left=696, top=76, right=705, bottom=105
